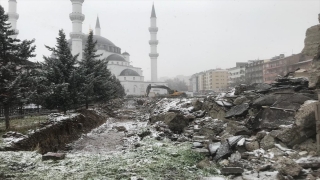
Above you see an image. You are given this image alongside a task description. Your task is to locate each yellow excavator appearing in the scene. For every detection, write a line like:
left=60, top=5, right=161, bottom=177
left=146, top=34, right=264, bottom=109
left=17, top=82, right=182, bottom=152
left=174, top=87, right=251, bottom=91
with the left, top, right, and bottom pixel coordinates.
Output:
left=146, top=84, right=187, bottom=97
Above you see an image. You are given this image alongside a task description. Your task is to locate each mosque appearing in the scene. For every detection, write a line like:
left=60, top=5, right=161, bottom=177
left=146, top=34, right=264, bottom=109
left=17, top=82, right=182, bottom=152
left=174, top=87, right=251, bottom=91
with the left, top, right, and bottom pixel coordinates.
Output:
left=7, top=0, right=167, bottom=96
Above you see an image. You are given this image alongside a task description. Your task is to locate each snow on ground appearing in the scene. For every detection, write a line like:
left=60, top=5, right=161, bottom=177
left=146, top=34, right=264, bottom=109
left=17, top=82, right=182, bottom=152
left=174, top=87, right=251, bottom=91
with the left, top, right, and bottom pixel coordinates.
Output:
left=47, top=113, right=79, bottom=122
left=0, top=99, right=222, bottom=179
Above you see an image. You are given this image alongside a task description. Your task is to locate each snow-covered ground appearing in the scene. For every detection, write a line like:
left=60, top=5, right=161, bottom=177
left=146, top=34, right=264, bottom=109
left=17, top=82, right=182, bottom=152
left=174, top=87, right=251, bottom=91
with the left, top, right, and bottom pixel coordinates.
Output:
left=0, top=99, right=224, bottom=180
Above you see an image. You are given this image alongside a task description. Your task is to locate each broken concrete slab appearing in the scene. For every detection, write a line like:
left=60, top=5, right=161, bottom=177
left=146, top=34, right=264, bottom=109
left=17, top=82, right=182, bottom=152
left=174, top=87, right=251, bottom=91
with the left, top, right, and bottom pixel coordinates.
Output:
left=252, top=108, right=295, bottom=130
left=227, top=136, right=243, bottom=148
left=225, top=103, right=249, bottom=118
left=213, top=141, right=231, bottom=161
left=253, top=93, right=313, bottom=108
left=208, top=142, right=221, bottom=155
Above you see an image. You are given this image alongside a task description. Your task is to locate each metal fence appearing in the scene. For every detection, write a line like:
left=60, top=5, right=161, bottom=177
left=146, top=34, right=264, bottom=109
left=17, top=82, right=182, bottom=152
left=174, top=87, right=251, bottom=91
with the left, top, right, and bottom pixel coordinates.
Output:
left=0, top=106, right=57, bottom=119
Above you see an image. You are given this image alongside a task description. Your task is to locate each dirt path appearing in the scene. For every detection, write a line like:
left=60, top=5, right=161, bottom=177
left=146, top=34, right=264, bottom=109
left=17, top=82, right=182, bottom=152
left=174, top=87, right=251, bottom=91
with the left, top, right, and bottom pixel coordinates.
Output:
left=70, top=100, right=148, bottom=154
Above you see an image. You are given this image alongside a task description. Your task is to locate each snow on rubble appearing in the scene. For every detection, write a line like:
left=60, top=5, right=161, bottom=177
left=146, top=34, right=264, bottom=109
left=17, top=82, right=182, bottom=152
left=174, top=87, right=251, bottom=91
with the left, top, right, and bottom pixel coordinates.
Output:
left=153, top=98, right=192, bottom=115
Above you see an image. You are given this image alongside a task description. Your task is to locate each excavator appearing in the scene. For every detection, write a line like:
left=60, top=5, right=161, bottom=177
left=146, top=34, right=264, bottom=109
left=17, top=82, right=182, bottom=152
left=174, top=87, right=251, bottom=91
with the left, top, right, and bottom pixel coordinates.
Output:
left=146, top=84, right=187, bottom=97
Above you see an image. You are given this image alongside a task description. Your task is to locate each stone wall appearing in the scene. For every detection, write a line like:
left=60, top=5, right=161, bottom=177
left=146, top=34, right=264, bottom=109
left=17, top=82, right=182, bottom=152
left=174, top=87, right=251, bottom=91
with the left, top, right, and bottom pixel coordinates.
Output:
left=9, top=109, right=106, bottom=154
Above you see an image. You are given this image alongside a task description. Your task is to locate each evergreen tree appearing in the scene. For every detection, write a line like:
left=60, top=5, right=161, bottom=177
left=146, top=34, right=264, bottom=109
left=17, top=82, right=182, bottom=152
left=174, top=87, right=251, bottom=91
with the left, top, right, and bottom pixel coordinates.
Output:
left=78, top=31, right=125, bottom=108
left=42, top=30, right=78, bottom=114
left=0, top=5, right=36, bottom=129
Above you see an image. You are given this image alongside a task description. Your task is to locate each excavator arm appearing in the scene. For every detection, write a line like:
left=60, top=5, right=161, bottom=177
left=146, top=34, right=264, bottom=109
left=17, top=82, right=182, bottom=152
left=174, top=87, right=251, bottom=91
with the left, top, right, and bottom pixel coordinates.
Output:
left=146, top=84, right=186, bottom=97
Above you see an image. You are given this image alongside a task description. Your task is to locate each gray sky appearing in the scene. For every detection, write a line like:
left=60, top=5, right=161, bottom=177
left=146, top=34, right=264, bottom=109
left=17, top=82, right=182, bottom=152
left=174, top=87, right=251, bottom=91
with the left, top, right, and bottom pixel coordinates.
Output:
left=0, top=0, right=319, bottom=80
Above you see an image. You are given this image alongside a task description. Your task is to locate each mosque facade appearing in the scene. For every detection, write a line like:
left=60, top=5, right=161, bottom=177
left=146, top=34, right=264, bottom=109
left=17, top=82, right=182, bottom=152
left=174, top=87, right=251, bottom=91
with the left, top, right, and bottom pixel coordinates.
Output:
left=6, top=0, right=167, bottom=96
left=68, top=0, right=167, bottom=96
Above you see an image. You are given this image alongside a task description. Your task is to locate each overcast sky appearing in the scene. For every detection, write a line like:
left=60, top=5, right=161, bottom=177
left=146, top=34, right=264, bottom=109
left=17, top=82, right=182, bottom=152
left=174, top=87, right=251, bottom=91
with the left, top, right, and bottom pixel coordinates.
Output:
left=0, top=0, right=319, bottom=80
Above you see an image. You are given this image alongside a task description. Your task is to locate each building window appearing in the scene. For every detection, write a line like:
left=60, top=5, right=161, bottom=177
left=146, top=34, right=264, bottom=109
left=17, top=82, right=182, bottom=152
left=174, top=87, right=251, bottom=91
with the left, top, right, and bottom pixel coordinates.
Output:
left=124, top=77, right=126, bottom=80
left=133, top=77, right=135, bottom=80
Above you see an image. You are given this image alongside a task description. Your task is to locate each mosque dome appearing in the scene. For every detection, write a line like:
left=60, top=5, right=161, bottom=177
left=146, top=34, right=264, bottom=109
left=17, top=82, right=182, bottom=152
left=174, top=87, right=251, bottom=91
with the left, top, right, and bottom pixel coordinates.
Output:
left=68, top=34, right=121, bottom=53
left=119, top=69, right=140, bottom=76
left=106, top=54, right=126, bottom=62
left=89, top=35, right=115, bottom=46
left=122, top=52, right=130, bottom=56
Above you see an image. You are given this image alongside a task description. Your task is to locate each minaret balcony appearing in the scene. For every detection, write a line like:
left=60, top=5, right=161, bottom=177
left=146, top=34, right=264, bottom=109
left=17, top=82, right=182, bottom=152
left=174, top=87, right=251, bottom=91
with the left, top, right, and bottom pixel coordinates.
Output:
left=7, top=12, right=19, bottom=20
left=148, top=27, right=158, bottom=33
left=70, top=0, right=85, bottom=3
left=149, top=53, right=159, bottom=58
left=70, top=32, right=85, bottom=39
left=69, top=13, right=85, bottom=22
left=149, top=40, right=158, bottom=45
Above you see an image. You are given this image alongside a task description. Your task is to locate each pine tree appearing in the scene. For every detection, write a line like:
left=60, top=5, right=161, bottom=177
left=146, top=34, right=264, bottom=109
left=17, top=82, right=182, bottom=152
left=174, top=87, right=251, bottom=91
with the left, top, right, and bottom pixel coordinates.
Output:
left=42, top=30, right=78, bottom=114
left=78, top=30, right=125, bottom=108
left=78, top=30, right=102, bottom=109
left=0, top=5, right=36, bottom=129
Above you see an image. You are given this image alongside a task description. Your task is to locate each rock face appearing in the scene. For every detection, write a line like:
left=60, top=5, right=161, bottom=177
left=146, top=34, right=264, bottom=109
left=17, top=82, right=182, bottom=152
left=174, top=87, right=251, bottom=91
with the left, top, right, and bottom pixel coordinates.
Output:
left=302, top=24, right=320, bottom=57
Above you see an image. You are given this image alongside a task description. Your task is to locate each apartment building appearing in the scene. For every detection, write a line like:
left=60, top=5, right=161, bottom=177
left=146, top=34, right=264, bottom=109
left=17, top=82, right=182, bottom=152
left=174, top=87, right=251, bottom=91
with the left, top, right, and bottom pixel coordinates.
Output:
left=245, top=60, right=264, bottom=83
left=228, top=62, right=247, bottom=86
left=264, top=54, right=312, bottom=83
left=190, top=69, right=228, bottom=93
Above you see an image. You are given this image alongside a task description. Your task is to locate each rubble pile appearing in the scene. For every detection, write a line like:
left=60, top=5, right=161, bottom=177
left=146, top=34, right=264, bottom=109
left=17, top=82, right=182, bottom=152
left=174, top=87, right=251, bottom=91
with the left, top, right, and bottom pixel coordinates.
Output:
left=147, top=76, right=320, bottom=179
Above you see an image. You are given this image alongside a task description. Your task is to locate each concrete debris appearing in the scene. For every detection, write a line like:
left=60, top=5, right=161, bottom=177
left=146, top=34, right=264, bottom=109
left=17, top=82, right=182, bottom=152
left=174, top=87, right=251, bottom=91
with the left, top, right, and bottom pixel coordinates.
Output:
left=208, top=142, right=221, bottom=155
left=144, top=74, right=320, bottom=179
left=225, top=104, right=249, bottom=118
left=275, top=157, right=303, bottom=177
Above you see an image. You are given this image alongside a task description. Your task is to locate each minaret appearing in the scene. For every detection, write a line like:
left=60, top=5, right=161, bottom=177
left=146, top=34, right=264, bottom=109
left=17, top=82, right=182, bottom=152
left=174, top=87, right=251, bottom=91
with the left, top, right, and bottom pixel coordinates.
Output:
left=149, top=4, right=159, bottom=82
left=8, top=0, right=19, bottom=38
left=95, top=16, right=101, bottom=36
left=70, top=0, right=85, bottom=60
